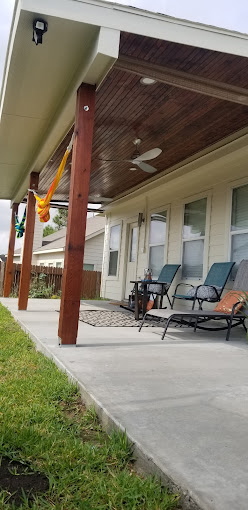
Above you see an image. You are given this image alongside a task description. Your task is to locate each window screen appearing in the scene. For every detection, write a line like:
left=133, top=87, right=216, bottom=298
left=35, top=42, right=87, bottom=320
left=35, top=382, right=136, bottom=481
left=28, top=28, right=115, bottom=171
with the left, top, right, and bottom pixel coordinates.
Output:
left=182, top=198, right=207, bottom=278
left=108, top=225, right=121, bottom=276
left=149, top=211, right=167, bottom=278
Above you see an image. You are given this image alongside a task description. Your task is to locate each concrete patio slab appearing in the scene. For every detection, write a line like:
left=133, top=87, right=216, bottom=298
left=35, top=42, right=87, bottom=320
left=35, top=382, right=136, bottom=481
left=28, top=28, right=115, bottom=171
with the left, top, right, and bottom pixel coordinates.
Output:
left=1, top=298, right=248, bottom=510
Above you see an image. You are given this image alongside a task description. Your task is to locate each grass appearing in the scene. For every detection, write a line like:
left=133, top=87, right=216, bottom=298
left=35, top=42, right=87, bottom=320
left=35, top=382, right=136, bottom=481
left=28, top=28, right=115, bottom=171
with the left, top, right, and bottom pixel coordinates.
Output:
left=0, top=303, right=179, bottom=509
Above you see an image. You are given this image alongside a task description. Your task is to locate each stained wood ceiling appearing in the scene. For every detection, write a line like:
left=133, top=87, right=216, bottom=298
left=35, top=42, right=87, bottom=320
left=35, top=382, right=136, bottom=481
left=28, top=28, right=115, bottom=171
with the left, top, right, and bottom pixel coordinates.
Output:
left=38, top=32, right=248, bottom=202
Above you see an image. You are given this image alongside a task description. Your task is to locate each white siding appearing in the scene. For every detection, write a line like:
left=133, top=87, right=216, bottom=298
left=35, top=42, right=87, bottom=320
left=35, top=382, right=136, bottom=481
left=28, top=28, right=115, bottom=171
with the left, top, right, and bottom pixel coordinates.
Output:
left=32, top=251, right=64, bottom=267
left=83, top=233, right=104, bottom=272
left=32, top=233, right=104, bottom=270
left=101, top=137, right=248, bottom=304
left=33, top=214, right=43, bottom=252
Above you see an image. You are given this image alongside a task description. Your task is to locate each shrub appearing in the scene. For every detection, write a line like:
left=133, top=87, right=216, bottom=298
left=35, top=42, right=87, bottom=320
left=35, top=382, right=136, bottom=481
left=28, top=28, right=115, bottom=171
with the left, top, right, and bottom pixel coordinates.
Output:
left=29, top=273, right=54, bottom=298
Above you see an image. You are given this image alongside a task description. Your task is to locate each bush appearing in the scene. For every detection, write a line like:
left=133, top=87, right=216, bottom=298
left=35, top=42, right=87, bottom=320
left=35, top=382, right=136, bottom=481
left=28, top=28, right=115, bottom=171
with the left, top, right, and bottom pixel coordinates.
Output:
left=29, top=273, right=54, bottom=298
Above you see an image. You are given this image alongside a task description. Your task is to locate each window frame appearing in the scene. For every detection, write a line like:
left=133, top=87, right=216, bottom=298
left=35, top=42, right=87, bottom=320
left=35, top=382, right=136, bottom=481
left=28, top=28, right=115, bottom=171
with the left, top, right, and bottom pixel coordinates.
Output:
left=107, top=221, right=122, bottom=279
left=147, top=205, right=169, bottom=278
left=181, top=193, right=211, bottom=281
left=83, top=263, right=95, bottom=271
left=229, top=181, right=248, bottom=278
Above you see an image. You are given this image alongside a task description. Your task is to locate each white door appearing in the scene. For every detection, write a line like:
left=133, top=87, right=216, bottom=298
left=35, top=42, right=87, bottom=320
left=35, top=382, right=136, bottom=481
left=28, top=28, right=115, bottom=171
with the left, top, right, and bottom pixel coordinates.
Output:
left=125, top=223, right=138, bottom=299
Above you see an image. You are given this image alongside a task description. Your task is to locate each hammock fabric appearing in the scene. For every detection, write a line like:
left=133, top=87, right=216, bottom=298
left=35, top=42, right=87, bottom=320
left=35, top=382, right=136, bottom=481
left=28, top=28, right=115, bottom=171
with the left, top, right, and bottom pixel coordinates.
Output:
left=33, top=135, right=74, bottom=223
left=15, top=208, right=26, bottom=238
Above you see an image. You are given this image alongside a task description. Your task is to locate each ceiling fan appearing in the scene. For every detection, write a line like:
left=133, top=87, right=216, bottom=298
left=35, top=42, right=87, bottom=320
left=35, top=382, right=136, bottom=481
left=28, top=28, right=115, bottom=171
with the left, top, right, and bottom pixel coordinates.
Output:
left=128, top=139, right=162, bottom=173
left=94, top=139, right=162, bottom=174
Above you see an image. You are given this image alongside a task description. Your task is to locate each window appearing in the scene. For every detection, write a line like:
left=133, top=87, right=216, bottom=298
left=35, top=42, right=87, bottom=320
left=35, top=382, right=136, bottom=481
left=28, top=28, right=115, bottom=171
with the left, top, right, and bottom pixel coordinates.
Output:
left=182, top=198, right=207, bottom=279
left=83, top=263, right=94, bottom=271
left=48, top=262, right=53, bottom=267
left=130, top=227, right=138, bottom=262
left=108, top=225, right=121, bottom=276
left=56, top=262, right=62, bottom=268
left=230, top=184, right=248, bottom=276
left=149, top=211, right=167, bottom=278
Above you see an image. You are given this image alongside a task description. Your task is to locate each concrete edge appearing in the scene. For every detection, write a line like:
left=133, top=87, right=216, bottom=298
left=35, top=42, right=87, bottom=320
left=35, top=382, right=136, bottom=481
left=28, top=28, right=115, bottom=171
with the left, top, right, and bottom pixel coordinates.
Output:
left=6, top=307, right=203, bottom=510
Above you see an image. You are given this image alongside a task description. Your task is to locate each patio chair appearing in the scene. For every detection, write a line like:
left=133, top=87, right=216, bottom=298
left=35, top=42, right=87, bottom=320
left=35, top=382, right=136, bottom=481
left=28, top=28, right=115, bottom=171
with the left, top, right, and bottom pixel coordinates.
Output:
left=139, top=259, right=248, bottom=341
left=139, top=264, right=181, bottom=308
left=171, top=262, right=235, bottom=310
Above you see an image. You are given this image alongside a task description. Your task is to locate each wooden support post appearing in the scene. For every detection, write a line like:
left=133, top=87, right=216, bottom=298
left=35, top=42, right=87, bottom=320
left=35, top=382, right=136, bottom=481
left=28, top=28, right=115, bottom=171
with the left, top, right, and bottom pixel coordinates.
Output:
left=18, top=172, right=39, bottom=310
left=58, top=83, right=96, bottom=345
left=3, top=203, right=18, bottom=297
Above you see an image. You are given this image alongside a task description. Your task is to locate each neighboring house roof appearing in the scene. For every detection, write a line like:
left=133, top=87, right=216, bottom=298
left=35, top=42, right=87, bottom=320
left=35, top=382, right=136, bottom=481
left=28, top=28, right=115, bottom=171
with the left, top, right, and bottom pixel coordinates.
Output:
left=33, top=215, right=105, bottom=255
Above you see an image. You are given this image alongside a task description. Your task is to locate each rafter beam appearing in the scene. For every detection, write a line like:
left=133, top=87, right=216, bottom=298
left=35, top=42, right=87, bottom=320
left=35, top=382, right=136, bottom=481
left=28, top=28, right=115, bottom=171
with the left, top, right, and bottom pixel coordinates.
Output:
left=115, top=55, right=248, bottom=106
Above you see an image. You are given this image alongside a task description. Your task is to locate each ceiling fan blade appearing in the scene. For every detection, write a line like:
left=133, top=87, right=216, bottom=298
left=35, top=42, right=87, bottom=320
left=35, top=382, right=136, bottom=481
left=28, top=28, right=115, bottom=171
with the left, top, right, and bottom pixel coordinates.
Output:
left=133, top=148, right=162, bottom=162
left=135, top=161, right=157, bottom=173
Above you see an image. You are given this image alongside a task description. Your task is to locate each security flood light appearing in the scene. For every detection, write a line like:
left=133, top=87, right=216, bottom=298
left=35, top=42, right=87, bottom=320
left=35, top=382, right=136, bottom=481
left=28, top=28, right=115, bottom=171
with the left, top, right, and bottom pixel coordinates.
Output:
left=32, top=19, right=48, bottom=45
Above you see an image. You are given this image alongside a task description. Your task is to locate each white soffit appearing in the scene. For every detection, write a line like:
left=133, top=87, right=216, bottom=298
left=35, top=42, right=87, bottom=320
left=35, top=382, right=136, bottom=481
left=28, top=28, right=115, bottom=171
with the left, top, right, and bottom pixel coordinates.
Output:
left=0, top=3, right=120, bottom=202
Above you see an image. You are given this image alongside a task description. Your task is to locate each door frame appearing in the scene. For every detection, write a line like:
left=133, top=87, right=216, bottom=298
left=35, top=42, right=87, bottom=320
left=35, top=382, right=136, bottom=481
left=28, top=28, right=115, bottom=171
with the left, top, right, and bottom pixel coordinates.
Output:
left=122, top=220, right=139, bottom=300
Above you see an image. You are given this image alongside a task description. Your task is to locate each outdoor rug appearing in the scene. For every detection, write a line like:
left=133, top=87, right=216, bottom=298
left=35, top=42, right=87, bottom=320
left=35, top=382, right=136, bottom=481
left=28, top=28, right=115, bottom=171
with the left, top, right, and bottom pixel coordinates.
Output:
left=79, top=310, right=165, bottom=327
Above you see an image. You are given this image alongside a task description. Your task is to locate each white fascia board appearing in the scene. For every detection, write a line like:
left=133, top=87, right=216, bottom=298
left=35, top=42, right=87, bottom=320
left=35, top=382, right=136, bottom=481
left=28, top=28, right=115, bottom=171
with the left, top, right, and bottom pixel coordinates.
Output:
left=85, top=228, right=105, bottom=241
left=33, top=248, right=64, bottom=255
left=22, top=0, right=248, bottom=57
left=0, top=0, right=21, bottom=122
left=12, top=25, right=120, bottom=204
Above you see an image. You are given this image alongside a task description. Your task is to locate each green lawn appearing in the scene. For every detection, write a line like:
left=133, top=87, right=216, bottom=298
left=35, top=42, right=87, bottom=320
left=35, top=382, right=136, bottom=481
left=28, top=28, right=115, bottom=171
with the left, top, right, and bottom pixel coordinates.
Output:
left=0, top=303, right=179, bottom=509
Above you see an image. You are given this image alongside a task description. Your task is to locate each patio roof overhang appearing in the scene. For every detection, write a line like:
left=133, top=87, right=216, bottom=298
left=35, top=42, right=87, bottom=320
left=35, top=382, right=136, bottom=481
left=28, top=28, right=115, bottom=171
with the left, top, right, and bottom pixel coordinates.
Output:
left=1, top=0, right=248, bottom=207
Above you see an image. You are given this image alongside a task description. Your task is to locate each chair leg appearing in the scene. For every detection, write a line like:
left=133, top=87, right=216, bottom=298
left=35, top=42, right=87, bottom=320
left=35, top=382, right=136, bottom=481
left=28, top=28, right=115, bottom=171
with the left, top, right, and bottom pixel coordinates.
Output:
left=194, top=316, right=198, bottom=332
left=166, top=291, right=172, bottom=309
left=162, top=316, right=173, bottom=340
left=242, top=319, right=247, bottom=333
left=139, top=313, right=147, bottom=332
left=171, top=296, right=176, bottom=309
left=191, top=298, right=196, bottom=310
left=160, top=294, right=163, bottom=309
left=226, top=318, right=232, bottom=341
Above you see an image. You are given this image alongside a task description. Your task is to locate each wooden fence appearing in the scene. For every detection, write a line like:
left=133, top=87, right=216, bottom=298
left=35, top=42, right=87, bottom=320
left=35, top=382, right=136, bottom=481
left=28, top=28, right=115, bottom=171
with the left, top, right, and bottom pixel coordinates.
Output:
left=0, top=261, right=101, bottom=299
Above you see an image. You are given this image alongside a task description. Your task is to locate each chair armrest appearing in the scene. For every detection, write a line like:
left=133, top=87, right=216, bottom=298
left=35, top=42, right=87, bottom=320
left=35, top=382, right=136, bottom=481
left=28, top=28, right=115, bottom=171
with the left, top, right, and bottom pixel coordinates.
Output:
left=230, top=301, right=243, bottom=319
left=174, top=282, right=194, bottom=294
left=154, top=281, right=169, bottom=285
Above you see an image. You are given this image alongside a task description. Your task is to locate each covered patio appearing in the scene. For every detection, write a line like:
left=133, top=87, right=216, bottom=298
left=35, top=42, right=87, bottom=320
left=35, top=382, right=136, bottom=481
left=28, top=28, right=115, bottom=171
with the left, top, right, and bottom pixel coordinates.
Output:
left=1, top=296, right=248, bottom=510
left=1, top=0, right=248, bottom=345
left=2, top=3, right=248, bottom=508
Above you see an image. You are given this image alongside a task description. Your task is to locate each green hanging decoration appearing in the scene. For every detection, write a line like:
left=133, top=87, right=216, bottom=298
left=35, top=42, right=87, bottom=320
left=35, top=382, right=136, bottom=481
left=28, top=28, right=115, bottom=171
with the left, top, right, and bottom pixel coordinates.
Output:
left=15, top=207, right=27, bottom=238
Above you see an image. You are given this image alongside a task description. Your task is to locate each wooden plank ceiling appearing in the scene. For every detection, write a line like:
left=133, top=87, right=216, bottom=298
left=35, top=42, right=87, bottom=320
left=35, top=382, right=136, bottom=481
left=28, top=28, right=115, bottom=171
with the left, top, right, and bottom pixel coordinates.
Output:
left=38, top=32, right=248, bottom=202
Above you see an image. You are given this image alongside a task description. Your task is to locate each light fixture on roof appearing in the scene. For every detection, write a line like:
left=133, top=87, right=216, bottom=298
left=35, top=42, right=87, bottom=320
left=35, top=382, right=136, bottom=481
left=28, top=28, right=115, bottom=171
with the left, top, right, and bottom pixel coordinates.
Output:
left=140, top=77, right=157, bottom=85
left=32, top=19, right=48, bottom=45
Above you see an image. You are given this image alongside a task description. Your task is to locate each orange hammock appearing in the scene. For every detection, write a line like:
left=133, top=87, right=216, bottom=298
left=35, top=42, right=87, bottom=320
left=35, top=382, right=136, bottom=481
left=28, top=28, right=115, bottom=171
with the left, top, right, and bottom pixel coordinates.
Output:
left=31, top=134, right=74, bottom=223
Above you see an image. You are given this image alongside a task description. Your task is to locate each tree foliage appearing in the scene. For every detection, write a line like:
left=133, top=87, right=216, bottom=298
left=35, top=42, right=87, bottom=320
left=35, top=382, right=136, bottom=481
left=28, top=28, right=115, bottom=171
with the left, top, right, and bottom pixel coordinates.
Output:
left=43, top=225, right=56, bottom=237
left=42, top=209, right=68, bottom=237
left=53, top=209, right=68, bottom=230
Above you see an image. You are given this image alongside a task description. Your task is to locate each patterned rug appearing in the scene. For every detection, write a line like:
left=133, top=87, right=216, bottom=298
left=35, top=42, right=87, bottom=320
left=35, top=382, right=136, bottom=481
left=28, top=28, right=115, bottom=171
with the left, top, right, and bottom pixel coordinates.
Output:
left=79, top=310, right=165, bottom=328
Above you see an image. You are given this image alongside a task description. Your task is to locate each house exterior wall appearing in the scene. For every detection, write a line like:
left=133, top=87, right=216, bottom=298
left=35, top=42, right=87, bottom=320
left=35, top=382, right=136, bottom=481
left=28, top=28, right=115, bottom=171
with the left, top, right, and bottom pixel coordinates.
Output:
left=32, top=232, right=104, bottom=270
left=32, top=251, right=64, bottom=267
left=101, top=136, right=248, bottom=305
left=83, top=233, right=104, bottom=272
left=13, top=254, right=21, bottom=263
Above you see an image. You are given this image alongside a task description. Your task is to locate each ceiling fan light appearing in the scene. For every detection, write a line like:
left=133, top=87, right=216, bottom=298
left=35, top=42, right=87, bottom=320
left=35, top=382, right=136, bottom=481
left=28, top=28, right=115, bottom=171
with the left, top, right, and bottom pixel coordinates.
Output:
left=140, top=77, right=157, bottom=85
left=129, top=167, right=137, bottom=171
